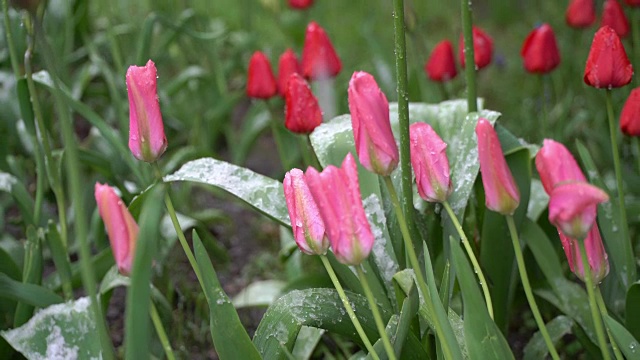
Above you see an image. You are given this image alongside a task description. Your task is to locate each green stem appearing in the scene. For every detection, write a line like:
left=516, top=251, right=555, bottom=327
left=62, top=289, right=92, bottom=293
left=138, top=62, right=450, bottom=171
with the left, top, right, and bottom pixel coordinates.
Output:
left=382, top=176, right=460, bottom=359
left=356, top=266, right=396, bottom=360
left=2, top=0, right=20, bottom=77
left=461, top=0, right=478, bottom=112
left=605, top=90, right=630, bottom=249
left=438, top=82, right=450, bottom=101
left=443, top=201, right=493, bottom=319
left=506, top=216, right=560, bottom=360
left=265, top=100, right=290, bottom=171
left=634, top=138, right=640, bottom=176
left=319, top=255, right=380, bottom=360
left=539, top=74, right=547, bottom=139
left=595, top=288, right=624, bottom=360
left=150, top=302, right=176, bottom=360
left=577, top=238, right=612, bottom=360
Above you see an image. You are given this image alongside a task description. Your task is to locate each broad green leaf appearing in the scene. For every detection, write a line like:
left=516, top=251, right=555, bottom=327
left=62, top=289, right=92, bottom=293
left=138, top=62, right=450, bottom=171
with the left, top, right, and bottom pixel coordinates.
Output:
left=232, top=280, right=286, bottom=308
left=0, top=273, right=63, bottom=307
left=527, top=179, right=548, bottom=221
left=165, top=157, right=289, bottom=226
left=626, top=281, right=640, bottom=341
left=604, top=315, right=640, bottom=360
left=291, top=326, right=325, bottom=360
left=523, top=316, right=573, bottom=360
left=1, top=297, right=101, bottom=359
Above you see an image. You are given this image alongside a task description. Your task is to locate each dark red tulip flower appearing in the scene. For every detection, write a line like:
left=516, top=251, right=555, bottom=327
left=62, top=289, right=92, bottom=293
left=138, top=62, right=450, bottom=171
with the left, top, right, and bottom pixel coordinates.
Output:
left=247, top=51, right=277, bottom=99
left=584, top=26, right=633, bottom=89
left=288, top=0, right=313, bottom=9
left=626, top=0, right=640, bottom=6
left=620, top=87, right=640, bottom=136
left=284, top=73, right=323, bottom=134
left=521, top=24, right=561, bottom=74
left=425, top=40, right=458, bottom=82
left=458, top=26, right=493, bottom=70
left=566, top=0, right=596, bottom=28
left=277, top=49, right=301, bottom=97
left=301, top=22, right=342, bottom=80
left=602, top=0, right=630, bottom=38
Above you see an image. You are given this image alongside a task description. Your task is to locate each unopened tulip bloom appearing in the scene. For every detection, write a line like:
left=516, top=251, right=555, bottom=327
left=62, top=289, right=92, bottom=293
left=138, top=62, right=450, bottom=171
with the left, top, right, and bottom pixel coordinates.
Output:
left=626, top=0, right=640, bottom=6
left=247, top=51, right=277, bottom=99
left=284, top=73, right=323, bottom=134
left=305, top=153, right=374, bottom=265
left=277, top=49, right=301, bottom=97
left=409, top=123, right=451, bottom=202
left=425, top=40, right=458, bottom=82
left=127, top=60, right=168, bottom=163
left=566, top=0, right=597, bottom=28
left=602, top=0, right=629, bottom=38
left=458, top=26, right=493, bottom=70
left=301, top=22, right=342, bottom=80
left=476, top=118, right=520, bottom=215
left=584, top=26, right=633, bottom=89
left=288, top=0, right=313, bottom=9
left=559, top=227, right=610, bottom=284
left=549, top=182, right=609, bottom=240
left=620, top=87, right=640, bottom=136
left=521, top=24, right=561, bottom=74
left=95, top=183, right=139, bottom=275
left=283, top=169, right=328, bottom=255
left=348, top=71, right=398, bottom=176
left=535, top=139, right=587, bottom=194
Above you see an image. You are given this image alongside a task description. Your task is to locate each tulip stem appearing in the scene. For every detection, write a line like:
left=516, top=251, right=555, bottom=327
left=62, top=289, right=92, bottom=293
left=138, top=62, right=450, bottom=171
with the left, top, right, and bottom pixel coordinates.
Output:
left=577, top=238, right=612, bottom=360
left=605, top=90, right=630, bottom=250
left=461, top=0, right=478, bottom=112
left=265, top=100, right=291, bottom=171
left=595, top=288, right=624, bottom=360
left=319, top=255, right=380, bottom=360
left=306, top=135, right=322, bottom=169
left=443, top=201, right=493, bottom=319
left=506, top=216, right=560, bottom=360
left=634, top=138, right=640, bottom=175
left=356, top=266, right=396, bottom=360
left=538, top=74, right=547, bottom=139
left=150, top=302, right=176, bottom=360
left=382, top=176, right=461, bottom=360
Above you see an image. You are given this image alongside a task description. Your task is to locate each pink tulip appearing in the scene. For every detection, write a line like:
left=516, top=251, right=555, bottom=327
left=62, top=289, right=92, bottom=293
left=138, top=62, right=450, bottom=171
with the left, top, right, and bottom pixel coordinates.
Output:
left=476, top=118, right=520, bottom=215
left=95, top=183, right=139, bottom=275
left=305, top=153, right=374, bottom=265
left=409, top=123, right=452, bottom=202
left=549, top=182, right=609, bottom=240
left=283, top=169, right=329, bottom=255
left=127, top=60, right=168, bottom=162
left=535, top=139, right=587, bottom=194
left=559, top=227, right=610, bottom=284
left=348, top=71, right=399, bottom=176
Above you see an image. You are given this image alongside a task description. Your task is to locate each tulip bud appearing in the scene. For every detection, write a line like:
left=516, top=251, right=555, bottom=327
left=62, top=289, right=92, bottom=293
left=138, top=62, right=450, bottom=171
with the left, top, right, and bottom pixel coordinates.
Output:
left=127, top=60, right=168, bottom=163
left=288, top=0, right=313, bottom=9
left=305, top=153, right=374, bottom=265
left=301, top=22, right=342, bottom=80
left=535, top=139, right=587, bottom=194
left=559, top=226, right=610, bottom=284
left=566, top=0, right=596, bottom=28
left=602, top=0, right=629, bottom=38
left=626, top=0, right=640, bottom=6
left=277, top=49, right=301, bottom=97
left=348, top=71, right=399, bottom=176
left=284, top=73, right=323, bottom=134
left=95, top=183, right=139, bottom=275
left=247, top=51, right=277, bottom=99
left=584, top=26, right=633, bottom=89
left=476, top=118, right=520, bottom=215
left=458, top=26, right=493, bottom=70
left=521, top=24, right=561, bottom=74
left=425, top=40, right=458, bottom=82
left=409, top=123, right=452, bottom=202
left=549, top=182, right=609, bottom=240
left=284, top=169, right=329, bottom=255
left=620, top=87, right=640, bottom=136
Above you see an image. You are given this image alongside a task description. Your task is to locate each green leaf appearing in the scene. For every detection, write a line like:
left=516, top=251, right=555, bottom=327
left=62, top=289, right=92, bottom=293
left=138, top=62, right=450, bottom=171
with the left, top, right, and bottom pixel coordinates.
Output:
left=1, top=297, right=101, bottom=359
left=523, top=316, right=573, bottom=360
left=0, top=171, right=35, bottom=225
left=604, top=315, right=640, bottom=360
left=626, top=281, right=640, bottom=341
left=193, top=230, right=262, bottom=360
left=526, top=180, right=548, bottom=222
left=0, top=273, right=63, bottom=307
left=165, top=157, right=289, bottom=226
left=14, top=227, right=44, bottom=327
left=291, top=326, right=325, bottom=360
left=232, top=280, right=286, bottom=308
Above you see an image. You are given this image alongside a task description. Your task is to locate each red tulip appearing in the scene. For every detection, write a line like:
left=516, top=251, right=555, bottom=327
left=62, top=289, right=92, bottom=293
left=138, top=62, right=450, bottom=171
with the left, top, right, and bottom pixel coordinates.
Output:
left=535, top=139, right=587, bottom=194
left=409, top=123, right=452, bottom=203
left=549, top=182, right=609, bottom=240
left=288, top=0, right=313, bottom=9
left=247, top=51, right=277, bottom=99
left=348, top=71, right=398, bottom=176
left=558, top=227, right=610, bottom=284
left=305, top=153, right=374, bottom=265
left=425, top=40, right=458, bottom=82
left=626, top=0, right=640, bottom=6
left=566, top=0, right=597, bottom=28
left=584, top=26, right=633, bottom=89
left=284, top=73, right=323, bottom=134
left=277, top=49, right=301, bottom=97
left=602, top=0, right=630, bottom=38
left=301, top=22, right=342, bottom=80
left=127, top=60, right=168, bottom=163
left=621, top=87, right=640, bottom=136
left=283, top=169, right=328, bottom=255
left=458, top=26, right=493, bottom=70
left=95, top=183, right=139, bottom=275
left=476, top=118, right=520, bottom=215
left=521, top=24, right=561, bottom=74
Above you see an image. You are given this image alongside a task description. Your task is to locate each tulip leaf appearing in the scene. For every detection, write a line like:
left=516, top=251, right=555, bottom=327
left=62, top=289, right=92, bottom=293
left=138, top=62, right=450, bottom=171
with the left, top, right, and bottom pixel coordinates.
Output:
left=626, top=281, right=640, bottom=342
left=0, top=297, right=102, bottom=360
left=291, top=326, right=325, bottom=360
left=0, top=273, right=63, bottom=308
left=231, top=280, right=287, bottom=308
left=527, top=179, right=549, bottom=222
left=604, top=315, right=640, bottom=360
left=0, top=171, right=35, bottom=226
left=523, top=315, right=573, bottom=360
left=164, top=157, right=290, bottom=226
